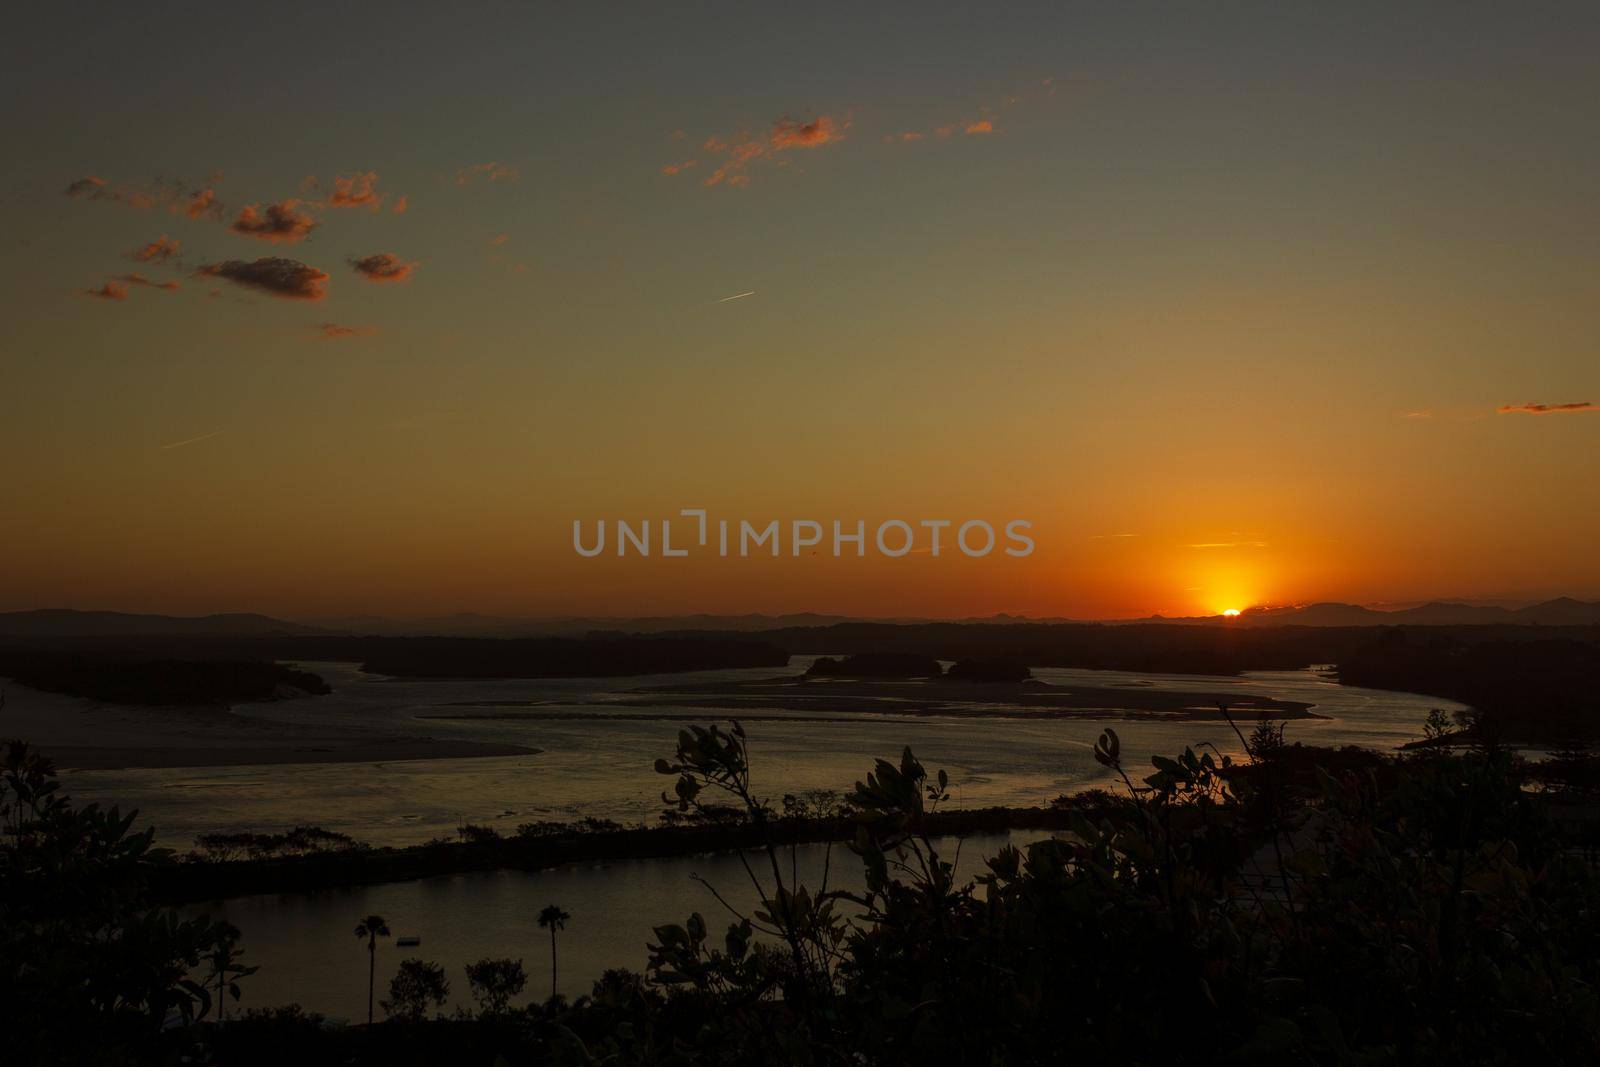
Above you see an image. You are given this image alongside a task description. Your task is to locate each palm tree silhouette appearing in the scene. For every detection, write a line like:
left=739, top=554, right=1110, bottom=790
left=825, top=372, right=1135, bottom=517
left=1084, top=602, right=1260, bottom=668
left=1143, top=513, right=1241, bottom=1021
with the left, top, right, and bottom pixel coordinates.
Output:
left=354, top=914, right=389, bottom=1027
left=537, top=904, right=570, bottom=997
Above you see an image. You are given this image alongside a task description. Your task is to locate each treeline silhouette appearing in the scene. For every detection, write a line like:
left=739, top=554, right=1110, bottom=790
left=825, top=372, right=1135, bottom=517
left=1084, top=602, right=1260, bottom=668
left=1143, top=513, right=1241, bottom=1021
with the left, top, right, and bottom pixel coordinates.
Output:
left=1340, top=630, right=1600, bottom=742
left=0, top=636, right=788, bottom=704
left=803, top=654, right=1033, bottom=682
left=805, top=653, right=943, bottom=678
left=673, top=620, right=1600, bottom=676
left=0, top=649, right=329, bottom=705
left=356, top=636, right=789, bottom=678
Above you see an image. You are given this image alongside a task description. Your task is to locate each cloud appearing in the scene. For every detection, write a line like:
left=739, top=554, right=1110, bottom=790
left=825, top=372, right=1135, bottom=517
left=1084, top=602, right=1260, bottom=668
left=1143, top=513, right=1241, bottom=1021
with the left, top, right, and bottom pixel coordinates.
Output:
left=455, top=161, right=519, bottom=186
left=703, top=138, right=766, bottom=187
left=1184, top=541, right=1268, bottom=549
left=770, top=115, right=842, bottom=150
left=178, top=188, right=221, bottom=220
left=1403, top=410, right=1433, bottom=419
left=660, top=159, right=697, bottom=175
left=965, top=119, right=994, bottom=134
left=117, top=272, right=180, bottom=291
left=198, top=257, right=329, bottom=300
left=63, top=175, right=155, bottom=209
left=391, top=195, right=409, bottom=215
left=64, top=176, right=106, bottom=198
left=1497, top=401, right=1596, bottom=415
left=230, top=200, right=317, bottom=243
left=328, top=170, right=383, bottom=210
left=130, top=235, right=181, bottom=264
left=317, top=322, right=377, bottom=340
left=65, top=174, right=222, bottom=216
left=488, top=233, right=509, bottom=246
left=349, top=252, right=417, bottom=283
left=82, top=280, right=128, bottom=301
left=695, top=114, right=847, bottom=187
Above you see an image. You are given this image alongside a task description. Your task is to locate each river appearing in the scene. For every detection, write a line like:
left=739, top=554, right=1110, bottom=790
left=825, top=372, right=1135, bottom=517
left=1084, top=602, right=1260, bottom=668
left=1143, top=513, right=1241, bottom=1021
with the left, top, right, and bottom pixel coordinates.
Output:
left=54, top=658, right=1458, bottom=1021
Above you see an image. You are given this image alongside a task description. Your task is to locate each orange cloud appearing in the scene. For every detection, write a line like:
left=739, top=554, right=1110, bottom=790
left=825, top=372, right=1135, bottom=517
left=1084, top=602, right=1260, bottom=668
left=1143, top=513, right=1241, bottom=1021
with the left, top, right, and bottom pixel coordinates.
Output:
left=660, top=159, right=697, bottom=175
left=965, top=119, right=994, bottom=134
left=63, top=176, right=155, bottom=209
left=230, top=200, right=317, bottom=243
left=391, top=195, right=409, bottom=215
left=66, top=174, right=221, bottom=216
left=117, top=273, right=180, bottom=291
left=349, top=252, right=417, bottom=283
left=455, top=161, right=519, bottom=186
left=179, top=188, right=221, bottom=220
left=770, top=115, right=842, bottom=150
left=131, top=235, right=181, bottom=263
left=703, top=139, right=767, bottom=187
left=488, top=233, right=509, bottom=247
left=199, top=257, right=329, bottom=300
left=1497, top=401, right=1595, bottom=415
left=329, top=171, right=383, bottom=210
left=694, top=114, right=847, bottom=188
left=318, top=322, right=377, bottom=340
left=82, top=280, right=128, bottom=301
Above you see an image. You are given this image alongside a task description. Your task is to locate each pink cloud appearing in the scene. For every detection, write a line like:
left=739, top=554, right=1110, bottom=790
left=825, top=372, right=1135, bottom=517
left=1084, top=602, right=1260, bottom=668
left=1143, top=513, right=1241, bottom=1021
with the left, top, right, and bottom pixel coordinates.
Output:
left=349, top=252, right=418, bottom=283
left=318, top=322, right=378, bottom=340
left=82, top=280, right=128, bottom=301
left=1497, top=401, right=1595, bottom=415
left=117, top=272, right=180, bottom=291
left=199, top=257, right=330, bottom=300
left=455, top=161, right=519, bottom=186
left=328, top=171, right=383, bottom=210
left=770, top=115, right=842, bottom=150
left=230, top=200, right=318, bottom=243
left=131, top=235, right=181, bottom=263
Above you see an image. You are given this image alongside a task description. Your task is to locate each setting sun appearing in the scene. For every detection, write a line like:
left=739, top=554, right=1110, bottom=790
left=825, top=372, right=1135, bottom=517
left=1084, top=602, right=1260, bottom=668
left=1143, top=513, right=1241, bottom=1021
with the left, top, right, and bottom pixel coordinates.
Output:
left=1222, top=608, right=1242, bottom=617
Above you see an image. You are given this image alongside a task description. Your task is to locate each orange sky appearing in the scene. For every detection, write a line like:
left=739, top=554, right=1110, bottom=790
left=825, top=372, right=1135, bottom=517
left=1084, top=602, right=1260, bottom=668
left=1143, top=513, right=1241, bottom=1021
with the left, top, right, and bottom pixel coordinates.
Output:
left=1, top=5, right=1596, bottom=620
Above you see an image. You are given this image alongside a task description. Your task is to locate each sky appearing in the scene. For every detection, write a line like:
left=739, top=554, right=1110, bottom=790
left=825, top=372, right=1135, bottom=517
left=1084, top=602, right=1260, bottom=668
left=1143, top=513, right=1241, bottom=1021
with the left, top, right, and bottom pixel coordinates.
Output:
left=1, top=2, right=1597, bottom=621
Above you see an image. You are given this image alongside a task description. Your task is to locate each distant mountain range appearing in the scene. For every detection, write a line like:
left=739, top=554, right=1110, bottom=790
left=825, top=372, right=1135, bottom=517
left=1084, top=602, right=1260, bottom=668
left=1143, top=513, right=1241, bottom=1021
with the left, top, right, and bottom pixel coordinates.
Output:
left=0, top=599, right=1595, bottom=639
left=1192, top=597, right=1600, bottom=627
left=0, top=609, right=332, bottom=638
left=307, top=611, right=873, bottom=637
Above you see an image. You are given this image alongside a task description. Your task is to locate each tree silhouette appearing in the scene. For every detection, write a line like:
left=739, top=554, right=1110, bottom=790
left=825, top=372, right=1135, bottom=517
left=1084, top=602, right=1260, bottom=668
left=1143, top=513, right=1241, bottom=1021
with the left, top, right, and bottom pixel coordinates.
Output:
left=537, top=904, right=570, bottom=997
left=464, top=957, right=526, bottom=1016
left=353, top=914, right=389, bottom=1027
left=206, top=921, right=257, bottom=1022
left=381, top=959, right=449, bottom=1022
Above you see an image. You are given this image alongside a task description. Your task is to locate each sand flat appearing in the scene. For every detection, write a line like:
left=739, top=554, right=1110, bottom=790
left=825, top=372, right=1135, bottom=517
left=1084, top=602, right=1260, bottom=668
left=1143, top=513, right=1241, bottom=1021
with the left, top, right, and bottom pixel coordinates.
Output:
left=0, top=681, right=536, bottom=770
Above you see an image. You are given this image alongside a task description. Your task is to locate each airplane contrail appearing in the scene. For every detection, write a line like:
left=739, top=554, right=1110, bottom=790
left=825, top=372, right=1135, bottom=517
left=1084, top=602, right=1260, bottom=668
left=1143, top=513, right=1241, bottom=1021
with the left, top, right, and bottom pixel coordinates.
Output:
left=160, top=430, right=224, bottom=450
left=717, top=290, right=756, bottom=302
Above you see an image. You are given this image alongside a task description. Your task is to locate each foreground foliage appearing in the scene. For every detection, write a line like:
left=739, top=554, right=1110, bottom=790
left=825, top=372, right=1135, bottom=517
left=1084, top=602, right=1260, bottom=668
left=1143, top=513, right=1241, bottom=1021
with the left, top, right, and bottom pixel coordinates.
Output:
left=10, top=702, right=1600, bottom=1064
left=0, top=734, right=241, bottom=1064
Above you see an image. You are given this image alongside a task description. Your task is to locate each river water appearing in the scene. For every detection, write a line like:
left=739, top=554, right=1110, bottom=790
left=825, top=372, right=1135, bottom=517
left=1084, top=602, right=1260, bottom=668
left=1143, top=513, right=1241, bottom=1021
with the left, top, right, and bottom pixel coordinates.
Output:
left=56, top=658, right=1457, bottom=1021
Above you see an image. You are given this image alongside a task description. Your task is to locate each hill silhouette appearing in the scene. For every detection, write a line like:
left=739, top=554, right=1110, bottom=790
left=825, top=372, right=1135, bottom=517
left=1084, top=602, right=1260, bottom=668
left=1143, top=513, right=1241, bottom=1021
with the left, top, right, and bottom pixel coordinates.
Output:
left=0, top=609, right=333, bottom=638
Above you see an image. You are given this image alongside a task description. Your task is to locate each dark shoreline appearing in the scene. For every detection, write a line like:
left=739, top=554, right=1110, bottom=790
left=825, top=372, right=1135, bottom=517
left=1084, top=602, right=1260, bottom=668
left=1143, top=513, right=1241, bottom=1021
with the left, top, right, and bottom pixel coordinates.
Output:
left=151, top=805, right=1084, bottom=906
